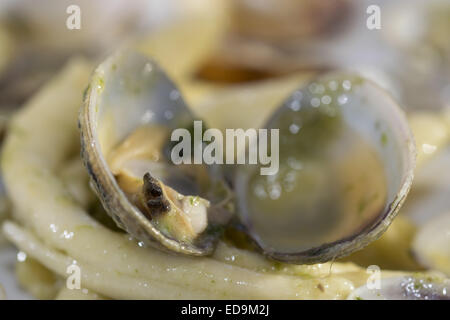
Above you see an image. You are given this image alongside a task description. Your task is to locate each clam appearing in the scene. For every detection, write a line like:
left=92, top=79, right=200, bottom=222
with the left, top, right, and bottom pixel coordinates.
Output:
left=80, top=50, right=415, bottom=262
left=79, top=50, right=233, bottom=255
left=234, top=73, right=416, bottom=263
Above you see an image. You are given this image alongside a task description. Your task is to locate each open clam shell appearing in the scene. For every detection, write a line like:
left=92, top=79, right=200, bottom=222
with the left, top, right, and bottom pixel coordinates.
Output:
left=347, top=275, right=450, bottom=300
left=234, top=73, right=416, bottom=263
left=413, top=213, right=450, bottom=276
left=79, top=50, right=232, bottom=255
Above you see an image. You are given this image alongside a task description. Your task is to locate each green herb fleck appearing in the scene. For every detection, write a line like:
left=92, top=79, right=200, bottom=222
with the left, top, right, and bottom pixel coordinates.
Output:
left=82, top=85, right=90, bottom=101
left=189, top=196, right=199, bottom=206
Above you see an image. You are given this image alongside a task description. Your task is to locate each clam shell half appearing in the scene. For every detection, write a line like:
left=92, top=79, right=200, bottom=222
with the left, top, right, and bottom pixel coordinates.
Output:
left=79, top=50, right=231, bottom=255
